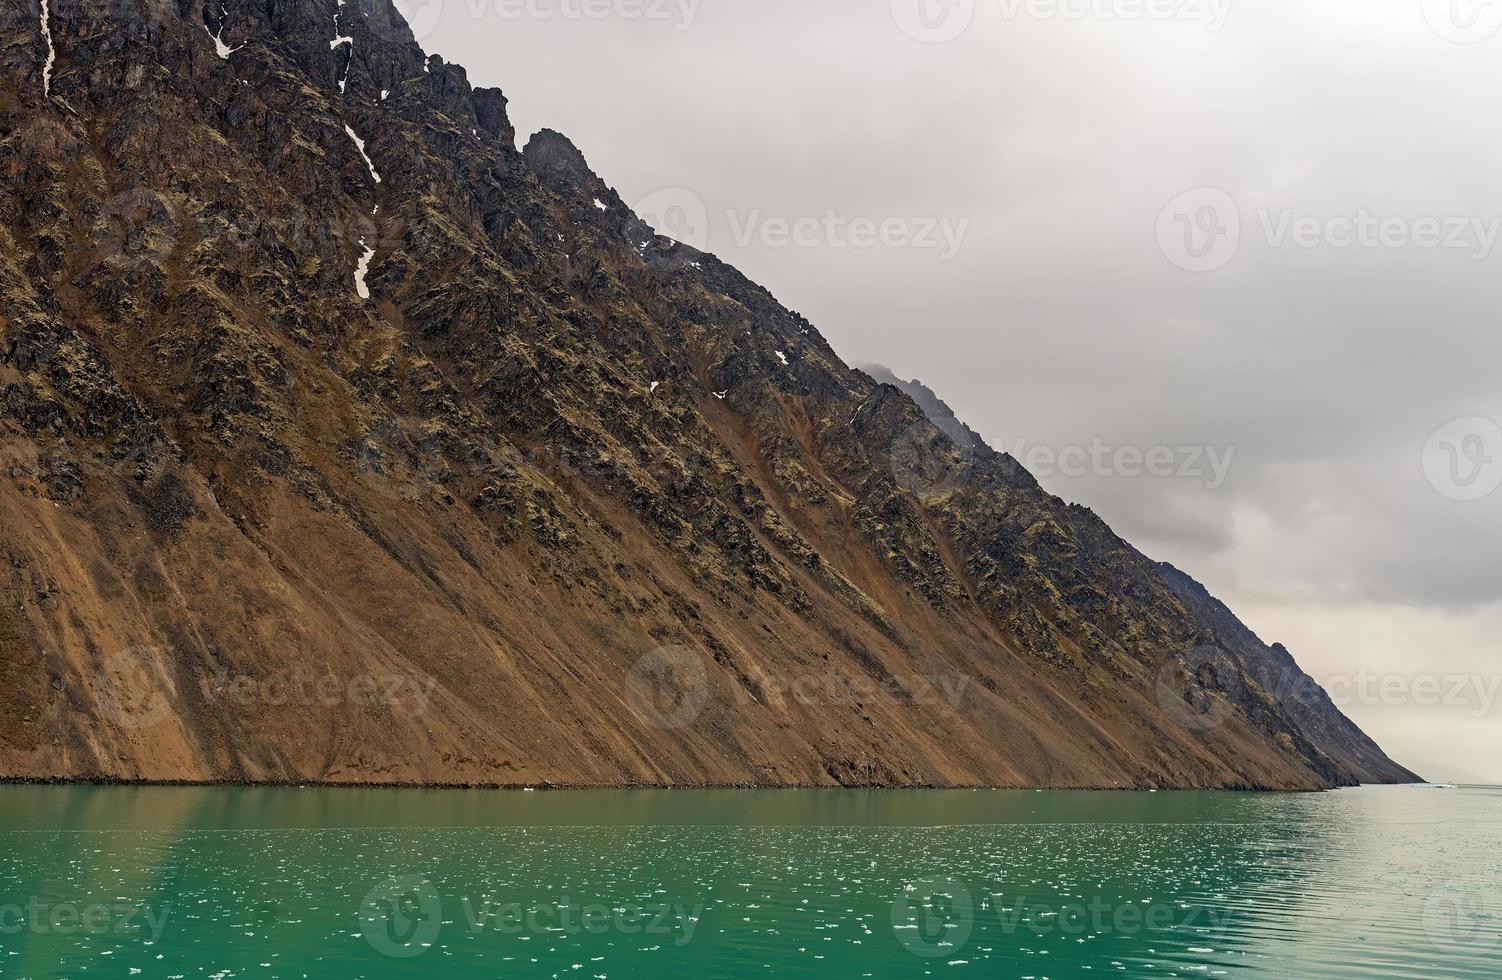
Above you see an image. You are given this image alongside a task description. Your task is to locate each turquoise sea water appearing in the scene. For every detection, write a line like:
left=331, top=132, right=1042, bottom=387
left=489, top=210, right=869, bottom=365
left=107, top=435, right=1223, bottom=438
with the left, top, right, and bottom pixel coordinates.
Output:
left=0, top=784, right=1497, bottom=978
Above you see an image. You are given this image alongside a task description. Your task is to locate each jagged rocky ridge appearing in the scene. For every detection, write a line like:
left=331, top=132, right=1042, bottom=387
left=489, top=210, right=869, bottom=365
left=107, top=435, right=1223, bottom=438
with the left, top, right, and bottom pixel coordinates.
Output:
left=0, top=0, right=1417, bottom=787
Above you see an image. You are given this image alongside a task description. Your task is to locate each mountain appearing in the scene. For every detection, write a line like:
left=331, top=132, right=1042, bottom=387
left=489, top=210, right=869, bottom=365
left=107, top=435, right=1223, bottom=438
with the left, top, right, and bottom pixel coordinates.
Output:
left=861, top=365, right=985, bottom=453
left=0, top=0, right=1416, bottom=788
left=869, top=367, right=1418, bottom=786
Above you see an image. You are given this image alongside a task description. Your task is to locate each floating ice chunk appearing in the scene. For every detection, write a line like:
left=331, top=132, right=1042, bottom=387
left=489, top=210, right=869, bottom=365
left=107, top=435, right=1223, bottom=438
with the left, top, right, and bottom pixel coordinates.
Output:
left=355, top=238, right=374, bottom=300
left=40, top=0, right=56, bottom=97
left=775, top=350, right=788, bottom=366
left=344, top=124, right=382, bottom=183
left=593, top=197, right=607, bottom=211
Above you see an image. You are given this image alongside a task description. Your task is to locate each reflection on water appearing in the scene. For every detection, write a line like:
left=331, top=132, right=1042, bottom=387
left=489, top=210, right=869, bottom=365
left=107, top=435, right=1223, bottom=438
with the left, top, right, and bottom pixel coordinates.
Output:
left=0, top=785, right=1496, bottom=977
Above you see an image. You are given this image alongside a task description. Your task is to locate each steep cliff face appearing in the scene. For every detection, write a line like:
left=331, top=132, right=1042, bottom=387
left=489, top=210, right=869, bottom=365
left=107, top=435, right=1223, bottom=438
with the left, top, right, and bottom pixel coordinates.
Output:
left=871, top=369, right=1419, bottom=786
left=0, top=0, right=1415, bottom=787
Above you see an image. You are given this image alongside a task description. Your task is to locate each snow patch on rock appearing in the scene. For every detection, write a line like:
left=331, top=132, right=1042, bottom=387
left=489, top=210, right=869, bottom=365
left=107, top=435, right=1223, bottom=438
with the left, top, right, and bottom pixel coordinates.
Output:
left=206, top=25, right=240, bottom=60
left=206, top=5, right=241, bottom=60
left=355, top=238, right=374, bottom=300
left=344, top=124, right=382, bottom=183
left=39, top=0, right=56, bottom=97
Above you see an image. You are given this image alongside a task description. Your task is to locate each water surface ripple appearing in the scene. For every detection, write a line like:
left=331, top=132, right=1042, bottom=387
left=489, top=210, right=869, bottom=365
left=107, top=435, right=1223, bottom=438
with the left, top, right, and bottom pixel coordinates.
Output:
left=0, top=784, right=1496, bottom=977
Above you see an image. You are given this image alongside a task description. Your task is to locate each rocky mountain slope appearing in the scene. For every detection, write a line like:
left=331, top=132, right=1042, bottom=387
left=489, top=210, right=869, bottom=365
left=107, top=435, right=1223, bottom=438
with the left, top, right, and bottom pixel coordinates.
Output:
left=0, top=0, right=1416, bottom=787
left=871, top=367, right=1418, bottom=786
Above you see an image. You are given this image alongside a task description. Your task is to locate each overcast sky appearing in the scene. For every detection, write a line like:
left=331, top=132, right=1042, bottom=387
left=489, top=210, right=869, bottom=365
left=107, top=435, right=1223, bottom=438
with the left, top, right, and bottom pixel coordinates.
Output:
left=400, top=0, right=1502, bottom=783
